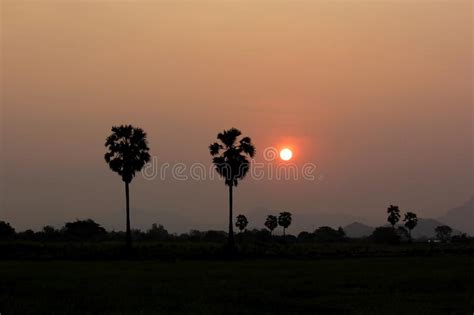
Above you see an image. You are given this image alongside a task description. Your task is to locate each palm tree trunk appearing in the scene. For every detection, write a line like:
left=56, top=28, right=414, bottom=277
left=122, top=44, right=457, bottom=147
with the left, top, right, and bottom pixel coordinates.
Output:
left=283, top=227, right=286, bottom=237
left=228, top=185, right=235, bottom=248
left=125, top=182, right=132, bottom=249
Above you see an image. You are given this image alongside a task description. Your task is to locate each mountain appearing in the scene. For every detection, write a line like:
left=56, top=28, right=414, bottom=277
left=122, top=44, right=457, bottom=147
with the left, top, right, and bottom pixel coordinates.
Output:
left=343, top=218, right=463, bottom=239
left=343, top=222, right=374, bottom=238
left=409, top=218, right=461, bottom=239
left=438, top=195, right=474, bottom=236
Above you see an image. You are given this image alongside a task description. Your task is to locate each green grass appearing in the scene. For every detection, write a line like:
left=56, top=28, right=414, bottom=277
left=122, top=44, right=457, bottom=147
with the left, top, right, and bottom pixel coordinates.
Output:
left=0, top=256, right=473, bottom=314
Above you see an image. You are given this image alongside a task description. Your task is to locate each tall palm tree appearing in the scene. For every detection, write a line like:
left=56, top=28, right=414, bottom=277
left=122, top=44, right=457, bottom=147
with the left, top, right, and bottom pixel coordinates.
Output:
left=104, top=125, right=150, bottom=249
left=278, top=211, right=292, bottom=236
left=387, top=205, right=400, bottom=229
left=209, top=128, right=255, bottom=248
left=403, top=212, right=418, bottom=242
left=265, top=215, right=278, bottom=236
left=235, top=214, right=248, bottom=233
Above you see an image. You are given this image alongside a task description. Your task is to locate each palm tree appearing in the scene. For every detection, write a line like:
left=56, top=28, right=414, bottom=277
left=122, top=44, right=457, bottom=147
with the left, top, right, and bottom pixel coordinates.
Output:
left=278, top=212, right=292, bottom=236
left=235, top=214, right=248, bottom=233
left=209, top=128, right=255, bottom=248
left=264, top=215, right=278, bottom=235
left=104, top=125, right=151, bottom=249
left=403, top=212, right=418, bottom=242
left=387, top=205, right=401, bottom=229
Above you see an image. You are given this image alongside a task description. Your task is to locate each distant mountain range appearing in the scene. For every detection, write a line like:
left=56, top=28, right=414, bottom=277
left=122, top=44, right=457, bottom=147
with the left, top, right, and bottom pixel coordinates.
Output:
left=342, top=196, right=474, bottom=238
left=343, top=218, right=465, bottom=239
left=244, top=196, right=473, bottom=237
left=411, top=218, right=462, bottom=238
left=438, top=195, right=474, bottom=236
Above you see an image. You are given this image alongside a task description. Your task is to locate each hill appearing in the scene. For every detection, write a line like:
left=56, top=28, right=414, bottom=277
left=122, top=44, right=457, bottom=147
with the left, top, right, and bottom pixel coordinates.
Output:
left=410, top=218, right=461, bottom=239
left=439, top=195, right=474, bottom=236
left=343, top=218, right=463, bottom=239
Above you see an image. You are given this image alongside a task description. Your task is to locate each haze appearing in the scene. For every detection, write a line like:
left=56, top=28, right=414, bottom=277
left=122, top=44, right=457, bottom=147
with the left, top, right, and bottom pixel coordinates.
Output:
left=1, top=0, right=472, bottom=233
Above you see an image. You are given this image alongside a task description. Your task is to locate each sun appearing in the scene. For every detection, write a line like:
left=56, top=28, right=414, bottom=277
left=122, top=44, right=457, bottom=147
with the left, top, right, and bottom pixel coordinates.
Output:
left=279, top=148, right=293, bottom=161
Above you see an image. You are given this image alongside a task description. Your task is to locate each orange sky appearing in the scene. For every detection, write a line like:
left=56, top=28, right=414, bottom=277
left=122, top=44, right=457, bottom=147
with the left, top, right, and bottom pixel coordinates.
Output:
left=1, top=0, right=472, bottom=232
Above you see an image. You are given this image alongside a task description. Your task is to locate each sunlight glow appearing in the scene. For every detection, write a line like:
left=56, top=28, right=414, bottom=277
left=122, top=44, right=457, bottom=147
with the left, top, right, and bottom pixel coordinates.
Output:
left=280, top=148, right=293, bottom=161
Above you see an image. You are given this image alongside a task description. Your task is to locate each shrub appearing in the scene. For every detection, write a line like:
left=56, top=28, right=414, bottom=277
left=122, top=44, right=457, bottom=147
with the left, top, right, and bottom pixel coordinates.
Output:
left=0, top=221, right=15, bottom=240
left=370, top=226, right=400, bottom=244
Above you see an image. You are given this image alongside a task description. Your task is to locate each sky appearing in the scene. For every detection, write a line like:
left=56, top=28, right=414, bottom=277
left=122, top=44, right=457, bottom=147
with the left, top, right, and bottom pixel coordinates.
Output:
left=1, top=0, right=472, bottom=233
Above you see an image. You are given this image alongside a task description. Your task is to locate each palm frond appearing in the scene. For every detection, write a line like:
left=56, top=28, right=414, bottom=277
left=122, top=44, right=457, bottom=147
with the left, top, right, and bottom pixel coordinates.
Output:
left=104, top=125, right=150, bottom=183
left=209, top=143, right=222, bottom=156
left=210, top=128, right=255, bottom=186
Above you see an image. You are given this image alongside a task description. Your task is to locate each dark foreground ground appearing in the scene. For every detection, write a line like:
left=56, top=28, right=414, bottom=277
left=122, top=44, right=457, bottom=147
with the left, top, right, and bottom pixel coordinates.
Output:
left=0, top=256, right=473, bottom=315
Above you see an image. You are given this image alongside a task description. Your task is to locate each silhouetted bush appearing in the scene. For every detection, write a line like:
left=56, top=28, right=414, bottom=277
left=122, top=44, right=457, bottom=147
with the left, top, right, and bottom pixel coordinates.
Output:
left=131, top=229, right=148, bottom=241
left=188, top=230, right=205, bottom=241
left=370, top=227, right=400, bottom=244
left=0, top=221, right=15, bottom=240
left=146, top=224, right=170, bottom=241
left=203, top=230, right=227, bottom=242
left=297, top=231, right=314, bottom=242
left=435, top=225, right=453, bottom=242
left=17, top=229, right=35, bottom=241
left=236, top=229, right=272, bottom=243
left=39, top=225, right=61, bottom=241
left=451, top=234, right=471, bottom=243
left=396, top=226, right=410, bottom=242
left=276, top=234, right=297, bottom=244
left=62, top=219, right=106, bottom=241
left=314, top=226, right=346, bottom=243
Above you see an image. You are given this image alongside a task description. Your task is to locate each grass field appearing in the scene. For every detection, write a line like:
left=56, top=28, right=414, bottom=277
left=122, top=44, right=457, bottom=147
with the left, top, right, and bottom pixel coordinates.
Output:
left=0, top=256, right=473, bottom=314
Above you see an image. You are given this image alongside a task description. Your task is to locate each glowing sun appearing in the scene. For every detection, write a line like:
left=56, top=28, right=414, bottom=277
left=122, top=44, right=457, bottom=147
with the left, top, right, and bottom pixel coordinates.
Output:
left=280, top=148, right=293, bottom=161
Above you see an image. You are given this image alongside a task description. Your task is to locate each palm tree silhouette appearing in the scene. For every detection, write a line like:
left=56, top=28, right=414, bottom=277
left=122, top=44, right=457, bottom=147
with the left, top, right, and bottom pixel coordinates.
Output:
left=264, top=215, right=278, bottom=236
left=235, top=214, right=248, bottom=233
left=403, top=212, right=418, bottom=242
left=387, top=205, right=400, bottom=229
left=278, top=212, right=292, bottom=236
left=104, top=125, right=151, bottom=249
left=209, top=128, right=255, bottom=249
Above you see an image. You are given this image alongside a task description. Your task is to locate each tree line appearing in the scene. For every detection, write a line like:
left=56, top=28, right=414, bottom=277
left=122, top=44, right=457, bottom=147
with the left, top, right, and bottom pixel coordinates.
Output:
left=0, top=217, right=467, bottom=244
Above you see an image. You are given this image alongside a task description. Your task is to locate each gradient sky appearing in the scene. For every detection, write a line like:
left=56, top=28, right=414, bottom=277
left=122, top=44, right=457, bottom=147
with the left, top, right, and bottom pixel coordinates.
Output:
left=1, top=0, right=472, bottom=233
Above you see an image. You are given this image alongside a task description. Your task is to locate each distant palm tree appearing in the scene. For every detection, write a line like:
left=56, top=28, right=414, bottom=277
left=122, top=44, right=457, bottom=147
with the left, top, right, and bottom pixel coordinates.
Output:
left=209, top=128, right=255, bottom=248
left=403, top=212, right=418, bottom=242
left=235, top=214, right=248, bottom=233
left=264, top=215, right=278, bottom=235
left=105, top=125, right=151, bottom=249
left=278, top=212, right=292, bottom=236
left=387, top=205, right=400, bottom=229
